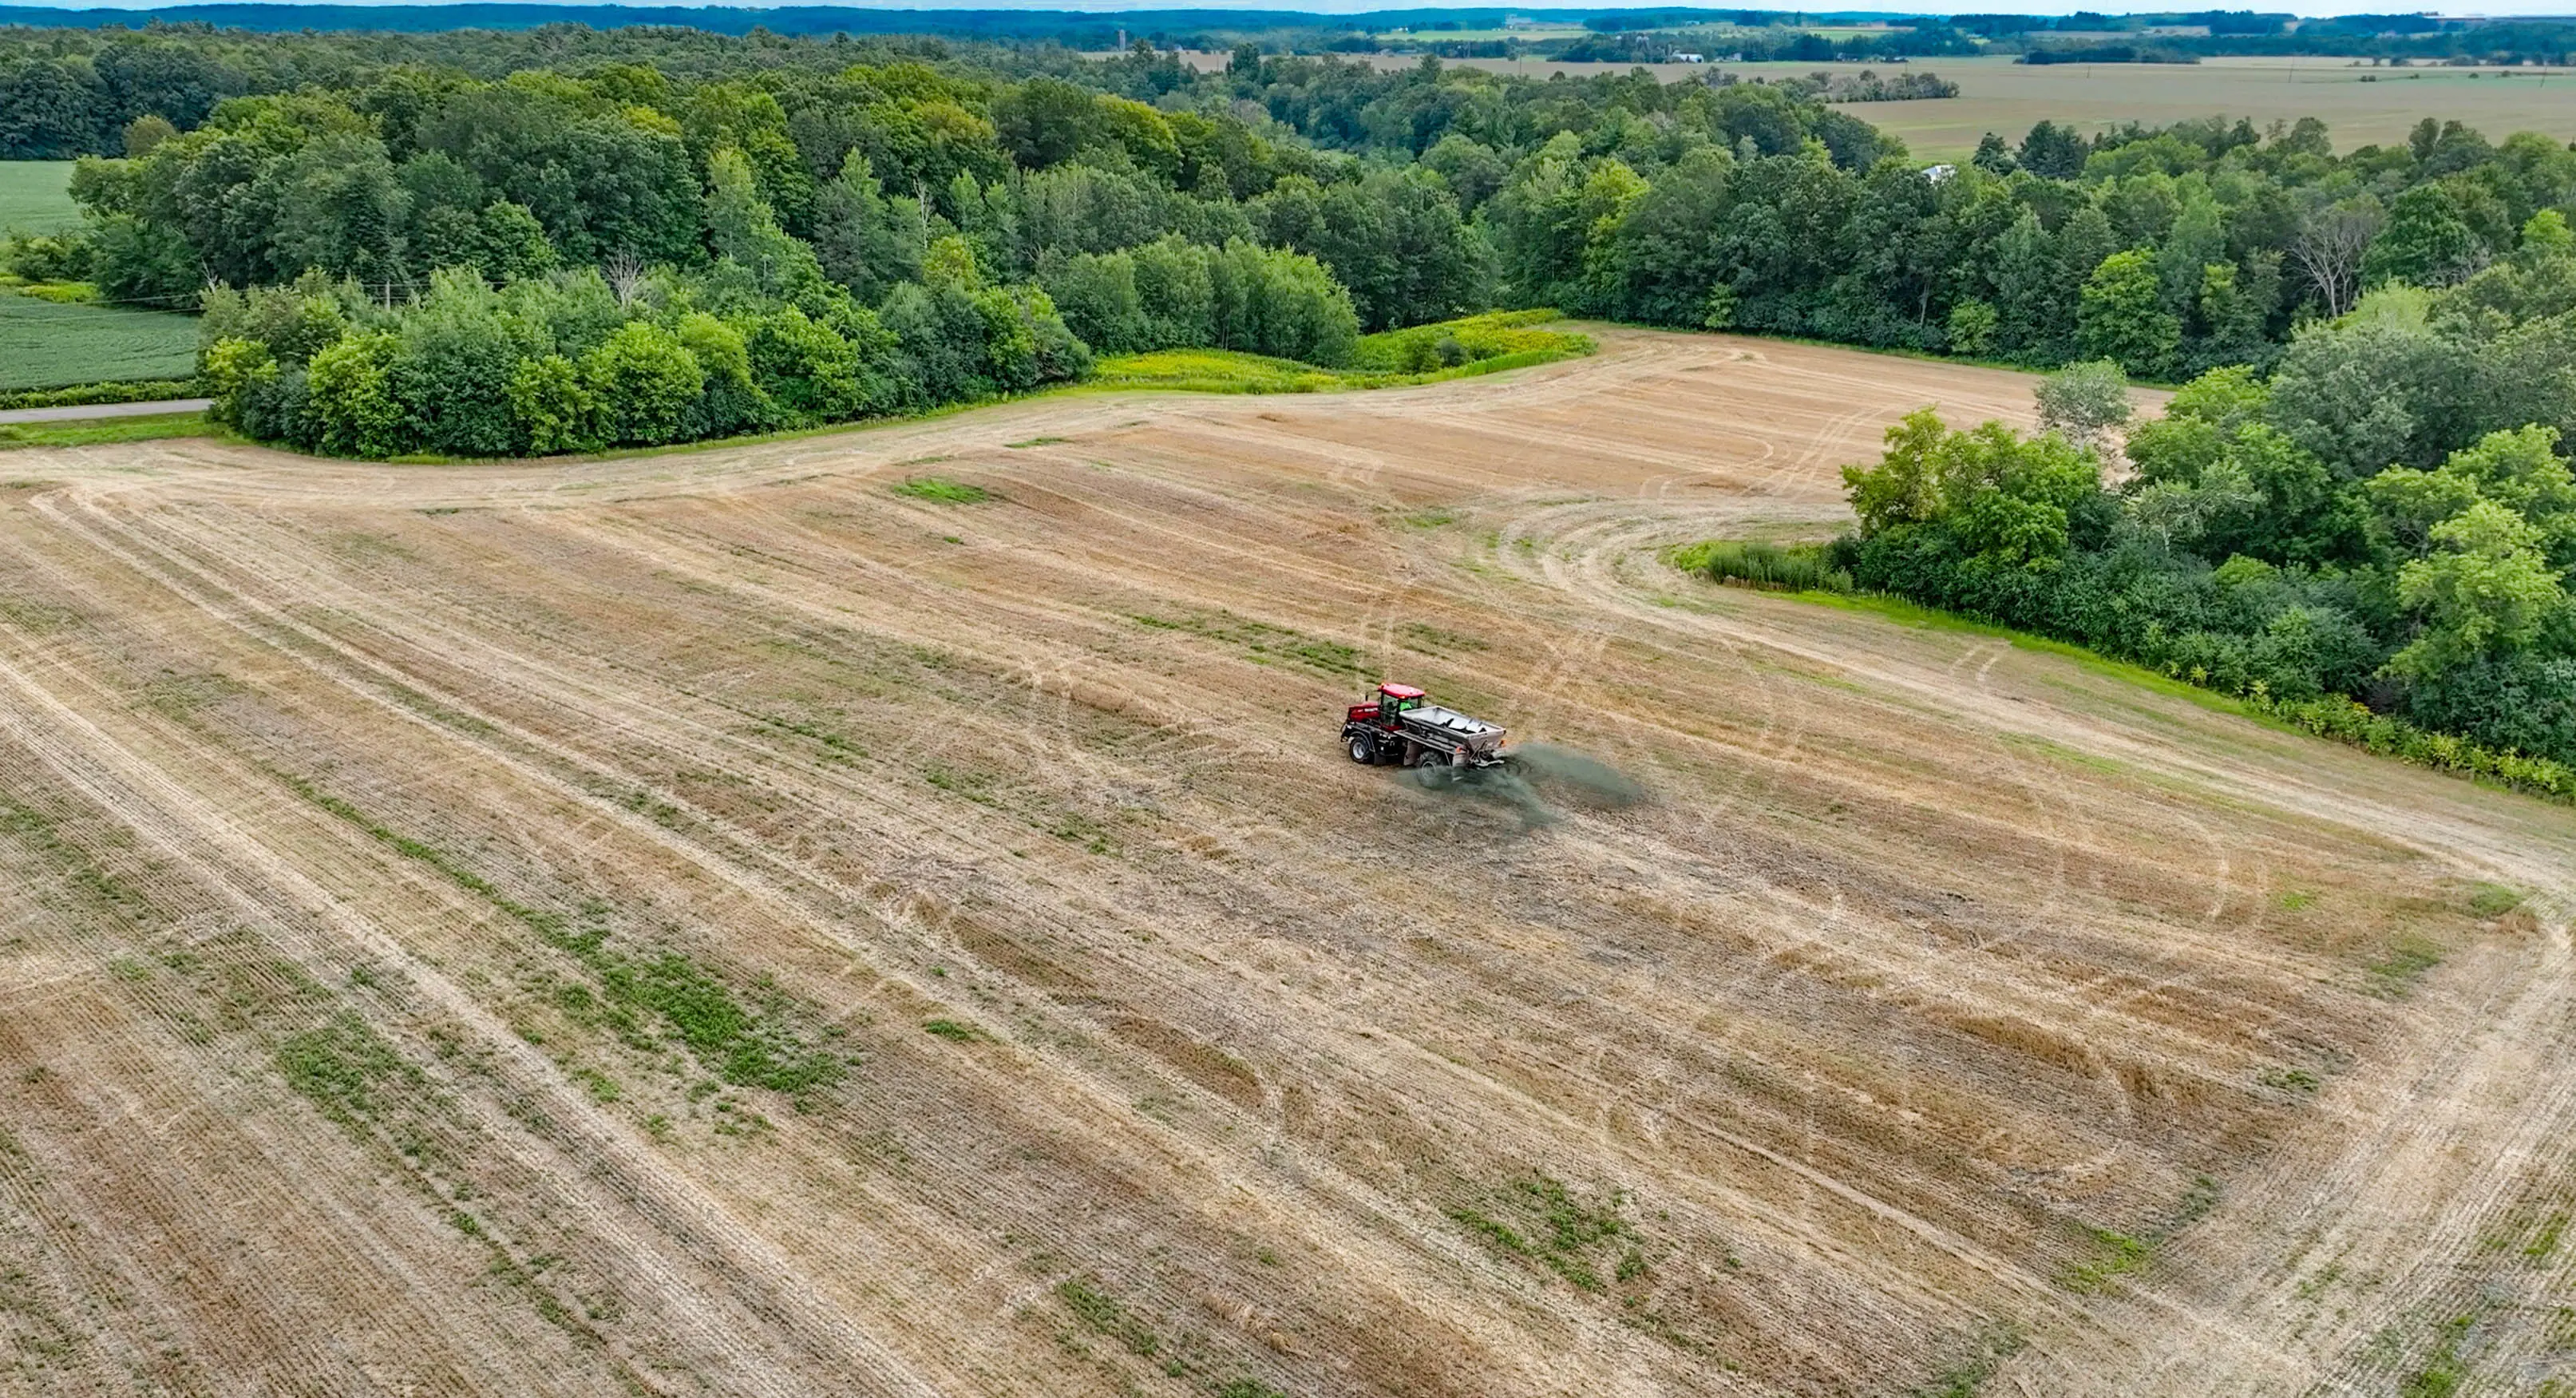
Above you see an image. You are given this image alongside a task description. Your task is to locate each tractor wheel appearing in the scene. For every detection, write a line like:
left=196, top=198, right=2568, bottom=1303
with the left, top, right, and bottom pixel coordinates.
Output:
left=1348, top=734, right=1377, bottom=765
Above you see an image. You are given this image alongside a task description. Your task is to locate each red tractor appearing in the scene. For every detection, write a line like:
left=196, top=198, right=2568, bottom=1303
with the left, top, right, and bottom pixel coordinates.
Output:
left=1342, top=683, right=1511, bottom=770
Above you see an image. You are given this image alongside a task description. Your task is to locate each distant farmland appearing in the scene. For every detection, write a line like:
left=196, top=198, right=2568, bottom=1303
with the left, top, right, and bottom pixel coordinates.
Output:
left=0, top=160, right=80, bottom=233
left=1814, top=55, right=2576, bottom=163
left=0, top=293, right=197, bottom=390
left=1, top=161, right=198, bottom=389
left=1198, top=52, right=2576, bottom=163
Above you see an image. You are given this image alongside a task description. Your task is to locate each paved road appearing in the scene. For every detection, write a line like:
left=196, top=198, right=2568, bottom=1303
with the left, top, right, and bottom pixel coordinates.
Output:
left=0, top=398, right=210, bottom=425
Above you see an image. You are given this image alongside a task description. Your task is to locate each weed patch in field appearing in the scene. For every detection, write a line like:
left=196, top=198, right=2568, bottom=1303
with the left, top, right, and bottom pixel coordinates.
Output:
left=2366, top=937, right=2443, bottom=998
left=1056, top=1278, right=1158, bottom=1356
left=1130, top=608, right=1363, bottom=677
left=923, top=1018, right=989, bottom=1042
left=892, top=476, right=989, bottom=503
left=2063, top=1174, right=2222, bottom=1292
left=279, top=773, right=845, bottom=1096
left=2469, top=884, right=2525, bottom=918
left=1908, top=1323, right=2027, bottom=1397
left=1448, top=1174, right=1640, bottom=1293
left=277, top=1012, right=421, bottom=1130
left=2260, top=1066, right=2321, bottom=1095
left=2401, top=1313, right=2476, bottom=1397
left=1399, top=620, right=1486, bottom=655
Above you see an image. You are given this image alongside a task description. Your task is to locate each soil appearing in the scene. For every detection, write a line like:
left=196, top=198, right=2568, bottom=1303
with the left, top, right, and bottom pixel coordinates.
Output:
left=0, top=326, right=2567, bottom=1397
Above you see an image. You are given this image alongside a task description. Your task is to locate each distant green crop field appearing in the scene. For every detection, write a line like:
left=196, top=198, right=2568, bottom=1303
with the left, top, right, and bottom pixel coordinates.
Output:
left=0, top=294, right=197, bottom=390
left=0, top=162, right=81, bottom=235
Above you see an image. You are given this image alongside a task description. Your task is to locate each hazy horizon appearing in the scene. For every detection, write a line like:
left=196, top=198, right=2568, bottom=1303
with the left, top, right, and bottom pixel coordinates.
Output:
left=6, top=0, right=2575, bottom=21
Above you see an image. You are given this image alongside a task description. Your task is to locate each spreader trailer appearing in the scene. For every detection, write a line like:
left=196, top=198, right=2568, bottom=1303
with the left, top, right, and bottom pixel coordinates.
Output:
left=1340, top=683, right=1511, bottom=769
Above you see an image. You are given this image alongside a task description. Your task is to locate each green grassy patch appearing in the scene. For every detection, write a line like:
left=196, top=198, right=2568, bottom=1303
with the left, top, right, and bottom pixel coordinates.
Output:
left=891, top=475, right=989, bottom=503
left=0, top=376, right=198, bottom=410
left=1399, top=620, right=1487, bottom=656
left=0, top=293, right=198, bottom=391
left=2063, top=1174, right=2222, bottom=1292
left=1999, top=733, right=2127, bottom=774
left=2064, top=1226, right=2151, bottom=1293
left=1056, top=1277, right=1158, bottom=1356
left=922, top=1017, right=988, bottom=1042
left=2402, top=1313, right=2475, bottom=1398
left=1131, top=608, right=1364, bottom=678
left=277, top=1012, right=421, bottom=1131
left=1909, top=1324, right=2027, bottom=1398
left=1086, top=347, right=1355, bottom=394
left=2260, top=1066, right=2322, bottom=1094
left=2366, top=936, right=2444, bottom=998
left=1448, top=1174, right=1642, bottom=1293
left=0, top=162, right=80, bottom=234
left=1348, top=309, right=1593, bottom=374
left=1087, top=311, right=1594, bottom=396
left=0, top=410, right=212, bottom=449
left=2469, top=883, right=2526, bottom=918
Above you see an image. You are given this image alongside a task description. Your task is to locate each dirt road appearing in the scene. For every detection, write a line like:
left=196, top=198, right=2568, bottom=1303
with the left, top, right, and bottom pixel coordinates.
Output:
left=1, top=327, right=2566, bottom=1396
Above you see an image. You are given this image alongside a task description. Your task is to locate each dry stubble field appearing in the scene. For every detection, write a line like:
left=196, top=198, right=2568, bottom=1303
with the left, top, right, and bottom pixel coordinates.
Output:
left=1, top=327, right=2571, bottom=1397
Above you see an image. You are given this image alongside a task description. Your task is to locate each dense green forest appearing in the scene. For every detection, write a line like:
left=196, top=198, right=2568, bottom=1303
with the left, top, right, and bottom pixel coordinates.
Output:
left=16, top=20, right=2576, bottom=378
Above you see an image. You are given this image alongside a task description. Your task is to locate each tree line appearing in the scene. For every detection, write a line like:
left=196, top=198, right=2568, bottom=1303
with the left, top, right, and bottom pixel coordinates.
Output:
left=1834, top=218, right=2576, bottom=774
left=6, top=22, right=2576, bottom=454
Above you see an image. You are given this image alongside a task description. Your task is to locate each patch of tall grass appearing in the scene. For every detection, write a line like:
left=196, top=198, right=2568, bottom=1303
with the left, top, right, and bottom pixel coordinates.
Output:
left=1348, top=309, right=1594, bottom=374
left=1668, top=539, right=1854, bottom=594
left=1086, top=311, right=1595, bottom=395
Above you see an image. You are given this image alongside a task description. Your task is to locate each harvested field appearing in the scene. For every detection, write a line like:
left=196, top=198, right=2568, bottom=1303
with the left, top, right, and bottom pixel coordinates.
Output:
left=1178, top=52, right=2576, bottom=162
left=0, top=325, right=2570, bottom=1397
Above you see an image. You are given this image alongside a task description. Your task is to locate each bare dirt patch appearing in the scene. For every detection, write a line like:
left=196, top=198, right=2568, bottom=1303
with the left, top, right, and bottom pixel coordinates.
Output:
left=0, top=326, right=2566, bottom=1396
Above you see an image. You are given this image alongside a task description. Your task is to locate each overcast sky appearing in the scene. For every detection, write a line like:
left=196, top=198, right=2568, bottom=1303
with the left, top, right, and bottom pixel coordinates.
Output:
left=27, top=0, right=2576, bottom=18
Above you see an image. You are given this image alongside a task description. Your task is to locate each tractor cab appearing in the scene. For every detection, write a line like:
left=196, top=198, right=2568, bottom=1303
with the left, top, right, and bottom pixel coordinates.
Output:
left=1351, top=682, right=1426, bottom=729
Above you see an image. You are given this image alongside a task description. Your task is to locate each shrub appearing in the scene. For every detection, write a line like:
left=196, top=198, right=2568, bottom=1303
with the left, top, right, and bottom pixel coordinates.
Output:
left=305, top=333, right=407, bottom=458
left=1672, top=539, right=1855, bottom=593
left=202, top=337, right=277, bottom=430
left=580, top=321, right=702, bottom=446
left=508, top=354, right=590, bottom=455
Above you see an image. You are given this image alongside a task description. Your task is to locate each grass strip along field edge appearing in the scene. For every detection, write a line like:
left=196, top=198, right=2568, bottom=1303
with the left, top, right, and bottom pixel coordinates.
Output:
left=1669, top=545, right=2576, bottom=806
left=0, top=410, right=216, bottom=449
